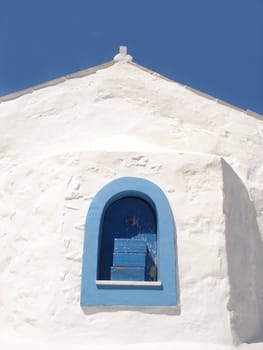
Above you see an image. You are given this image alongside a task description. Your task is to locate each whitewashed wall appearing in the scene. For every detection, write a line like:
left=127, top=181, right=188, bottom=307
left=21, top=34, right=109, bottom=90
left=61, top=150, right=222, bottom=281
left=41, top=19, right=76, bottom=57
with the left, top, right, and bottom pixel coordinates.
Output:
left=0, top=60, right=263, bottom=347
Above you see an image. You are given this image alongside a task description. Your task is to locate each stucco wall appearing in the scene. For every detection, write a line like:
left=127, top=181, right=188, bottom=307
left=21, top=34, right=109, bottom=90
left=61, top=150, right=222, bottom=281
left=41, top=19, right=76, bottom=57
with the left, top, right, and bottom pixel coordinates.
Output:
left=0, top=62, right=263, bottom=235
left=0, top=151, right=231, bottom=344
left=0, top=61, right=263, bottom=346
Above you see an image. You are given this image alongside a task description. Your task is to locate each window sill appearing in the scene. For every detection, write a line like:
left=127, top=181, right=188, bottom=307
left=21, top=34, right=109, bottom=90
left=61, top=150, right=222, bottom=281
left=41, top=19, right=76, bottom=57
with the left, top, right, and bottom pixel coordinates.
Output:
left=96, top=280, right=162, bottom=287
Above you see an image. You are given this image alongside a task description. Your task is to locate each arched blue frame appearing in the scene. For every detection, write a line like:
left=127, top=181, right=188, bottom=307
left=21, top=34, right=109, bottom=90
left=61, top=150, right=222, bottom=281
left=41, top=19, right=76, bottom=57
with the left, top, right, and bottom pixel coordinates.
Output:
left=81, top=177, right=177, bottom=306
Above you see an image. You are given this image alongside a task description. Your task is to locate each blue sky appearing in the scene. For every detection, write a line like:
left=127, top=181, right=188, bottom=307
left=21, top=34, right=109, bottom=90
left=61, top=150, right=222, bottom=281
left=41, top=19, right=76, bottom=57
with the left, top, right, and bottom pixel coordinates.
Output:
left=0, top=0, right=262, bottom=115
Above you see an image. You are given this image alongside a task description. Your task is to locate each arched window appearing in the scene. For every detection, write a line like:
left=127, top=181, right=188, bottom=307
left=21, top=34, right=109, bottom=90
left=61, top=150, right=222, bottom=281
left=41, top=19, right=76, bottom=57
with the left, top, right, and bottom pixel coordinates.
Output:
left=81, top=177, right=177, bottom=306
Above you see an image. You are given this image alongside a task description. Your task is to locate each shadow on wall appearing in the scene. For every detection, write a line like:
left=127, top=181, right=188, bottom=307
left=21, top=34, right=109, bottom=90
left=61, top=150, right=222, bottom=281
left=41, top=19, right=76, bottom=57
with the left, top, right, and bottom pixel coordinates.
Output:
left=222, top=159, right=263, bottom=344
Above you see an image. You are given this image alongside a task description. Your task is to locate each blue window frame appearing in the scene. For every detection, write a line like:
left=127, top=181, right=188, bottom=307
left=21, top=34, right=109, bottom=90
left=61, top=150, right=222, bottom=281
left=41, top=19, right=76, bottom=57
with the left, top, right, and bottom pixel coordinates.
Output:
left=81, top=177, right=177, bottom=306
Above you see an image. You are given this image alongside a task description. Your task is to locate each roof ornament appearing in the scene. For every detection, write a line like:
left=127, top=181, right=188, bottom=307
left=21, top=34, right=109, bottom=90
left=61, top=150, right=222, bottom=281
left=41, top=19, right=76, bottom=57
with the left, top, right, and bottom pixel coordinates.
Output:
left=114, top=46, right=133, bottom=62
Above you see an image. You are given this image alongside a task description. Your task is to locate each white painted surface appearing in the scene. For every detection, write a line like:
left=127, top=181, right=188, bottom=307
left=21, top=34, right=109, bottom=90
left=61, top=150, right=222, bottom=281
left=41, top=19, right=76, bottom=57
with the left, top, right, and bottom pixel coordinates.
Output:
left=0, top=57, right=263, bottom=349
left=114, top=45, right=133, bottom=62
left=95, top=280, right=162, bottom=286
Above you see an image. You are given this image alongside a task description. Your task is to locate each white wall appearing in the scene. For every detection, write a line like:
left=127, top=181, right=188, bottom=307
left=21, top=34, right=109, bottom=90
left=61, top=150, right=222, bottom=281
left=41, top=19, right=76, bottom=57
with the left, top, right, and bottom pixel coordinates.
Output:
left=0, top=151, right=228, bottom=342
left=0, top=61, right=263, bottom=346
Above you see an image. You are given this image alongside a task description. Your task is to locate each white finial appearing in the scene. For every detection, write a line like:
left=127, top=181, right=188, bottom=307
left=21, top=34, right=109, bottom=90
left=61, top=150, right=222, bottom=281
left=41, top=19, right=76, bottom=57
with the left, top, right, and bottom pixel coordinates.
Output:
left=114, top=46, right=133, bottom=62
left=119, top=46, right=127, bottom=55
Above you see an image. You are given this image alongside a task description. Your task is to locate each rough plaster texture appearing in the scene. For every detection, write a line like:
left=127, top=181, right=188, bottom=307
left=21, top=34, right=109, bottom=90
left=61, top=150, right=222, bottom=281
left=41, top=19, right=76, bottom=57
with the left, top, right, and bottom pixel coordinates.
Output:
left=0, top=59, right=263, bottom=349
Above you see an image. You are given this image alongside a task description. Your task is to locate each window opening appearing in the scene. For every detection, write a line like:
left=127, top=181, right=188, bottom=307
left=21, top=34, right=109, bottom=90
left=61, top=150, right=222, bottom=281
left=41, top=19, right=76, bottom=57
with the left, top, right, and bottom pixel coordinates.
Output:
left=98, top=197, right=157, bottom=281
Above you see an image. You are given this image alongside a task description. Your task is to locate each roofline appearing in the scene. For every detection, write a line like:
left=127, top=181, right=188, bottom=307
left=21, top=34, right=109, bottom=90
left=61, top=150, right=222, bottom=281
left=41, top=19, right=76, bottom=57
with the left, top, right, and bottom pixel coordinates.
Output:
left=0, top=60, right=115, bottom=103
left=130, top=62, right=263, bottom=120
left=0, top=59, right=262, bottom=120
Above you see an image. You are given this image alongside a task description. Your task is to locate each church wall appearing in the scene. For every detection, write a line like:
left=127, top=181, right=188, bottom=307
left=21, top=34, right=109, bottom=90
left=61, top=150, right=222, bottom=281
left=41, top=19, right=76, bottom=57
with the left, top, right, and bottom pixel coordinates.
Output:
left=0, top=63, right=263, bottom=240
left=1, top=151, right=235, bottom=344
left=0, top=61, right=263, bottom=346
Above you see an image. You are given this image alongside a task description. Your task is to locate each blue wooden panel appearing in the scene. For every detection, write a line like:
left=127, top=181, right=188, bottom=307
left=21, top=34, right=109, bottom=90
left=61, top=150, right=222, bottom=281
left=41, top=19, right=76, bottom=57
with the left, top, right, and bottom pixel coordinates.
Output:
left=114, top=239, right=147, bottom=253
left=137, top=233, right=157, bottom=281
left=111, top=267, right=145, bottom=281
left=113, top=253, right=146, bottom=267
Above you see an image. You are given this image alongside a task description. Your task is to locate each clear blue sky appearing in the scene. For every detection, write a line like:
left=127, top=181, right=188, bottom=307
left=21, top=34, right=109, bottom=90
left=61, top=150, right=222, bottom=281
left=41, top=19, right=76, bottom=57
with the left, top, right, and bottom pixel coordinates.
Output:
left=0, top=0, right=262, bottom=114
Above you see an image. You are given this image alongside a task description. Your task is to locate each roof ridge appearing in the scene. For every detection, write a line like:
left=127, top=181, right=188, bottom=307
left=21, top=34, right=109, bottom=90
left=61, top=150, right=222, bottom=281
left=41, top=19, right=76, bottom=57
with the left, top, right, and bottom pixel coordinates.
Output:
left=0, top=57, right=262, bottom=120
left=130, top=61, right=262, bottom=120
left=0, top=60, right=115, bottom=103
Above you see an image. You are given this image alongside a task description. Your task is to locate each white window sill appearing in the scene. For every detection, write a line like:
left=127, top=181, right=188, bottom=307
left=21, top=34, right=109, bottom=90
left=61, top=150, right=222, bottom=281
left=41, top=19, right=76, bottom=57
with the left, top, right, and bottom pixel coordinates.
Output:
left=96, top=280, right=162, bottom=287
